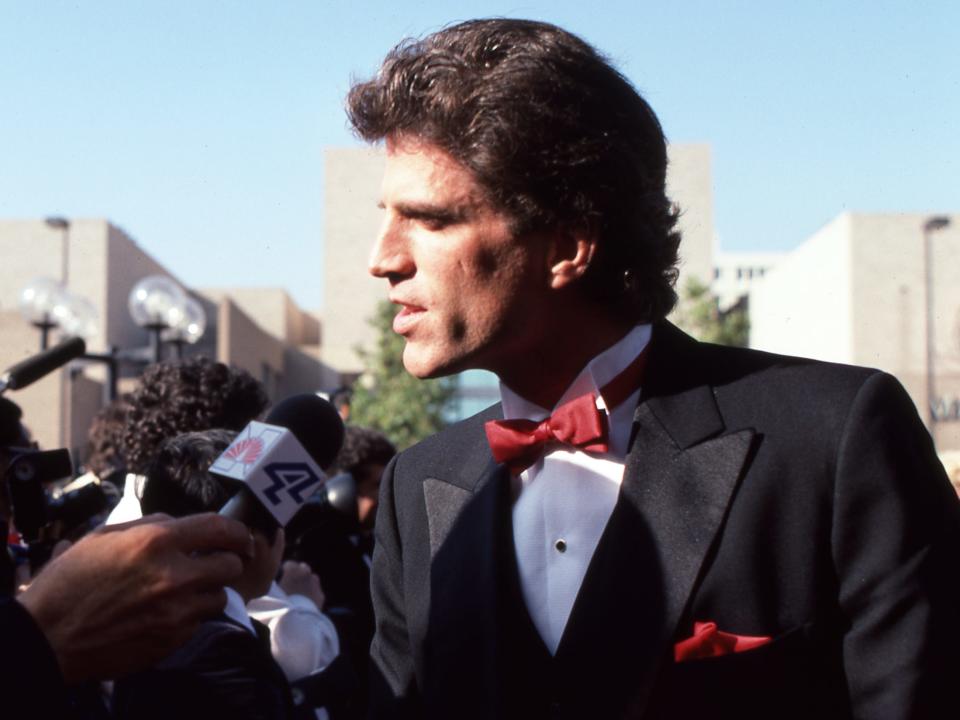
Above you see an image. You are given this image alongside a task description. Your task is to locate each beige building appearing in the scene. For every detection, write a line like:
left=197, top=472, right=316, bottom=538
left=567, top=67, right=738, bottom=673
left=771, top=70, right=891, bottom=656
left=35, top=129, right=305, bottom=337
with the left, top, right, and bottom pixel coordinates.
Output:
left=0, top=218, right=333, bottom=461
left=749, top=212, right=959, bottom=451
left=322, top=144, right=717, bottom=378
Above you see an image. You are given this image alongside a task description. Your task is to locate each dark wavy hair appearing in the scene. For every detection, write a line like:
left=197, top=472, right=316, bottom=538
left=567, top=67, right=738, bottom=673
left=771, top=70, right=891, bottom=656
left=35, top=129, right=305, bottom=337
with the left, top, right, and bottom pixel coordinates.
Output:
left=347, top=18, right=681, bottom=321
left=141, top=429, right=237, bottom=518
left=122, top=357, right=268, bottom=475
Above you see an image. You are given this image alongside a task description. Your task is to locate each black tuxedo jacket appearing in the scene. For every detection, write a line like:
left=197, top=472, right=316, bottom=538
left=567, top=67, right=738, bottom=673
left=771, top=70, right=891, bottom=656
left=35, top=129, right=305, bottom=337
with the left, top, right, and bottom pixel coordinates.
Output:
left=367, top=323, right=960, bottom=719
left=112, top=614, right=294, bottom=720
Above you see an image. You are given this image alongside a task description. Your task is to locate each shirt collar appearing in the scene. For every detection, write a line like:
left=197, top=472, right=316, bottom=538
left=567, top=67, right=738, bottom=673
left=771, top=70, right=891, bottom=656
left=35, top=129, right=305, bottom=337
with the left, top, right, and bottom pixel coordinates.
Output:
left=499, top=324, right=652, bottom=422
left=223, top=586, right=256, bottom=636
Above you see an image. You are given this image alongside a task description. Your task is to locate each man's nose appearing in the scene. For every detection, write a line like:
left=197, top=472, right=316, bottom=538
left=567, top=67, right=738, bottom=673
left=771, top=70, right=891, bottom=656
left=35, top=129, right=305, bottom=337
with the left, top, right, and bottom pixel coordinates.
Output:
left=369, top=216, right=414, bottom=281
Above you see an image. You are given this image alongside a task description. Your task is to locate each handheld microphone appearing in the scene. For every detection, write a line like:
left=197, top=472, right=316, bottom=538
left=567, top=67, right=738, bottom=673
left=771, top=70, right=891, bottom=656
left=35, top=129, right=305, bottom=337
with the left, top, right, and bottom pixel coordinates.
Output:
left=0, top=336, right=87, bottom=394
left=213, top=393, right=345, bottom=537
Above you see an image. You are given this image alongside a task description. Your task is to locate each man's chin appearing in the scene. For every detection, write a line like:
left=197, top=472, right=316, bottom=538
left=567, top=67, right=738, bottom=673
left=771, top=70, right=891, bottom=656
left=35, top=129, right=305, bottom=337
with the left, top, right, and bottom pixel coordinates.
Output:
left=401, top=346, right=463, bottom=380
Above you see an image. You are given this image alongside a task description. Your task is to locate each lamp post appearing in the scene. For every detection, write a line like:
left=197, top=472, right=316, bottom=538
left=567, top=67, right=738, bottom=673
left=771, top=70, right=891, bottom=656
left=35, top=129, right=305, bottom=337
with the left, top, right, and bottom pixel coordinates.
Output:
left=19, top=274, right=206, bottom=402
left=19, top=277, right=68, bottom=350
left=127, top=275, right=189, bottom=364
left=44, top=216, right=69, bottom=286
left=923, top=215, right=951, bottom=435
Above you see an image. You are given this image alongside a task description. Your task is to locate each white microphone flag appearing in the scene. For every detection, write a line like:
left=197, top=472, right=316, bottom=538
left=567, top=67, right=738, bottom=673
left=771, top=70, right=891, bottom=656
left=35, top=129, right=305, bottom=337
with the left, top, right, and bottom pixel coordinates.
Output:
left=210, top=421, right=327, bottom=526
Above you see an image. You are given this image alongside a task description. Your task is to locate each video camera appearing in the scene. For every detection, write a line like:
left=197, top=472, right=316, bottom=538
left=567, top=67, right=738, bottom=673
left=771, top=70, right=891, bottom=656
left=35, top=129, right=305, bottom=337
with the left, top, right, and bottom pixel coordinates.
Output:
left=1, top=336, right=110, bottom=572
left=4, top=447, right=110, bottom=569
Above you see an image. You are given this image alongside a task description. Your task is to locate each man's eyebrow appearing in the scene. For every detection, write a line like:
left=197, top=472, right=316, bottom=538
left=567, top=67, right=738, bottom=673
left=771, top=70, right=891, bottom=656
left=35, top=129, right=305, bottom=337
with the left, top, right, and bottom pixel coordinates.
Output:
left=385, top=200, right=474, bottom=222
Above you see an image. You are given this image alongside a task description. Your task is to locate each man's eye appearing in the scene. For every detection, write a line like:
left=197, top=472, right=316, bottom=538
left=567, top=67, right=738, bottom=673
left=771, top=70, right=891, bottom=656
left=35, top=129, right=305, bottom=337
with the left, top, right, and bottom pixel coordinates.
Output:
left=421, top=216, right=451, bottom=231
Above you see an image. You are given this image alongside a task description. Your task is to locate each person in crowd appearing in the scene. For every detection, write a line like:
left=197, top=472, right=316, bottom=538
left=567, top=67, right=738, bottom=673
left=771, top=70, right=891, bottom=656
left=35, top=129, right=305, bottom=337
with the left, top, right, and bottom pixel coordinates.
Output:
left=330, top=387, right=353, bottom=422
left=120, top=430, right=339, bottom=717
left=347, top=18, right=960, bottom=718
left=82, top=393, right=132, bottom=491
left=1, top=395, right=30, bottom=595
left=333, top=425, right=397, bottom=537
left=2, top=512, right=252, bottom=717
left=108, top=355, right=268, bottom=524
left=287, top=425, right=396, bottom=719
left=114, top=429, right=295, bottom=719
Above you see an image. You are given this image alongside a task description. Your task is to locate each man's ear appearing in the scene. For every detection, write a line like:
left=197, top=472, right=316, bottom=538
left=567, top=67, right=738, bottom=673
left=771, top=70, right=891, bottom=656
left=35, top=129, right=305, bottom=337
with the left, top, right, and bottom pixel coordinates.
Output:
left=547, top=226, right=598, bottom=290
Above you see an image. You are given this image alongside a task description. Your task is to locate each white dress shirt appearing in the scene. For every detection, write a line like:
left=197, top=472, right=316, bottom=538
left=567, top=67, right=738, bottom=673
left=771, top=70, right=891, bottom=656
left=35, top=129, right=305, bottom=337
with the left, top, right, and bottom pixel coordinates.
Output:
left=104, top=472, right=145, bottom=525
left=247, top=581, right=341, bottom=681
left=245, top=583, right=340, bottom=720
left=223, top=586, right=258, bottom=635
left=500, top=324, right=651, bottom=654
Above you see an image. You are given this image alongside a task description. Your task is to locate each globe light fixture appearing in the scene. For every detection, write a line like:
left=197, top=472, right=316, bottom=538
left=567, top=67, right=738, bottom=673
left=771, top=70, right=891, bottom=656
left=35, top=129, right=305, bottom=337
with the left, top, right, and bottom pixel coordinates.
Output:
left=58, top=295, right=99, bottom=340
left=128, top=275, right=188, bottom=329
left=19, top=272, right=206, bottom=401
left=162, top=296, right=207, bottom=346
left=19, top=277, right=69, bottom=349
left=19, top=276, right=67, bottom=325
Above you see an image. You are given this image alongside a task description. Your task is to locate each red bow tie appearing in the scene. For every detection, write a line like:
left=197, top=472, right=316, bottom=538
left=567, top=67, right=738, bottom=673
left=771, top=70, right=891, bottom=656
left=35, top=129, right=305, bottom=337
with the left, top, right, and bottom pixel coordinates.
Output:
left=485, top=346, right=649, bottom=475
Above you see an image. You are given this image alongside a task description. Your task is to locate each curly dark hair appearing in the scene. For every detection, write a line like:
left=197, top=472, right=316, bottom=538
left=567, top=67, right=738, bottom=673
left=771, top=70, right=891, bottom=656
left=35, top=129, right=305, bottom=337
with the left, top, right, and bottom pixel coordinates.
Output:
left=347, top=18, right=681, bottom=322
left=122, top=357, right=268, bottom=475
left=329, top=425, right=397, bottom=476
left=141, top=429, right=237, bottom=518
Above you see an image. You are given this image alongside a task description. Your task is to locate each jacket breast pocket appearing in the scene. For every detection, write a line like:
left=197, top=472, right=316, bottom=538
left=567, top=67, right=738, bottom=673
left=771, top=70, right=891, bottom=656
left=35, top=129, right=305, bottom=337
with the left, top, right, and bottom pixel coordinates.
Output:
left=650, top=624, right=850, bottom=720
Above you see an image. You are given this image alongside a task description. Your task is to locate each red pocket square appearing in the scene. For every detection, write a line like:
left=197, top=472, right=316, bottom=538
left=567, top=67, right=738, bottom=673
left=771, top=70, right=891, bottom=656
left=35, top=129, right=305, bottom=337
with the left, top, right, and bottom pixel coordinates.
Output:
left=673, top=621, right=772, bottom=662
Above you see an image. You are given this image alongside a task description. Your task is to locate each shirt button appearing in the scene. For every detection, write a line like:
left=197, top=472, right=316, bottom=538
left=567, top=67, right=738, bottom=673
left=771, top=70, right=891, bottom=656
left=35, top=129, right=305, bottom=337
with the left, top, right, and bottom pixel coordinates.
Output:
left=554, top=539, right=567, bottom=553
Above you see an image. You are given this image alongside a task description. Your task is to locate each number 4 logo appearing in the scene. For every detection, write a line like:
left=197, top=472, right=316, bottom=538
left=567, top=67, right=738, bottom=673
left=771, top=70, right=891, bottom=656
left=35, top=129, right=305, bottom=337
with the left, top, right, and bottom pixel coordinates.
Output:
left=261, top=462, right=322, bottom=506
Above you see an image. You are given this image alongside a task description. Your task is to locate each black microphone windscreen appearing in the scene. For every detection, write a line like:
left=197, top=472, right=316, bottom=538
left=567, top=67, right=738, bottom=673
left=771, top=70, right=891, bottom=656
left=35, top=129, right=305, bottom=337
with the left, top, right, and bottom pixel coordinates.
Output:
left=264, top=393, right=344, bottom=470
left=1, top=336, right=86, bottom=391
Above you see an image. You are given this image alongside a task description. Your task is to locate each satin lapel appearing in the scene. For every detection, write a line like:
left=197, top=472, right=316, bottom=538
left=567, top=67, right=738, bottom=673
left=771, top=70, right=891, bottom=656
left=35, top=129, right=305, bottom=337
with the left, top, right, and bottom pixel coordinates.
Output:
left=554, top=324, right=756, bottom=718
left=423, top=478, right=474, bottom=560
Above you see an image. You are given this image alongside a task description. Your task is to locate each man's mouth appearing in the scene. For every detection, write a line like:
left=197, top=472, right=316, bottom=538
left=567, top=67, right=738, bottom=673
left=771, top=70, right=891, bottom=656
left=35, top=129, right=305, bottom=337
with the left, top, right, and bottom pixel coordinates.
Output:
left=393, top=303, right=426, bottom=334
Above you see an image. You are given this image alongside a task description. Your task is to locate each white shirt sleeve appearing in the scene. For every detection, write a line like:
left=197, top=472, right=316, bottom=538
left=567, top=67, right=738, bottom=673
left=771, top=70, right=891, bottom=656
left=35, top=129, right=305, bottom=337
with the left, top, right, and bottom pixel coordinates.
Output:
left=247, top=581, right=341, bottom=682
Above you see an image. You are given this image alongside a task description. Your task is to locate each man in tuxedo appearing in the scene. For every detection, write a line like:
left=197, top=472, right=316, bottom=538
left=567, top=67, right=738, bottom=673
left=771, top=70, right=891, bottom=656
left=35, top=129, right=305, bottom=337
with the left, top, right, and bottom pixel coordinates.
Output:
left=347, top=18, right=960, bottom=719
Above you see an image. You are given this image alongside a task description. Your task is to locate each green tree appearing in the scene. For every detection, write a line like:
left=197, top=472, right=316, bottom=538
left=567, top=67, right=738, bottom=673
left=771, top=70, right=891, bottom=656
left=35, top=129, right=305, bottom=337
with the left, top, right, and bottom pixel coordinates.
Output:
left=672, top=278, right=749, bottom=347
left=349, top=300, right=458, bottom=450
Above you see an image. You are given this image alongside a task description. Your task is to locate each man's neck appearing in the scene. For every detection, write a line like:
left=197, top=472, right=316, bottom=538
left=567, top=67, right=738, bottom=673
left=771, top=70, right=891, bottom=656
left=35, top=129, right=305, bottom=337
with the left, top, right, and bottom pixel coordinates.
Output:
left=496, top=309, right=636, bottom=409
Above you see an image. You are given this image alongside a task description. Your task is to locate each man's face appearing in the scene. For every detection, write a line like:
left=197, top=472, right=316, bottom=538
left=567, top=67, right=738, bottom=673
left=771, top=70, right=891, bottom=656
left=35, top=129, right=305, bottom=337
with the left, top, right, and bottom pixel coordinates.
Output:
left=370, top=137, right=550, bottom=379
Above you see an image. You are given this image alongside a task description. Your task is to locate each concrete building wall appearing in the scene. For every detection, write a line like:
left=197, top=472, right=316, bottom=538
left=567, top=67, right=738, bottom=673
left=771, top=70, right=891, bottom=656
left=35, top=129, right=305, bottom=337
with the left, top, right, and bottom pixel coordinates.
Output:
left=216, top=298, right=286, bottom=400
left=667, top=144, right=715, bottom=293
left=847, top=213, right=960, bottom=450
left=749, top=214, right=854, bottom=364
left=2, top=218, right=331, bottom=460
left=0, top=220, right=67, bottom=311
left=202, top=287, right=320, bottom=347
left=281, top=345, right=341, bottom=397
left=104, top=223, right=176, bottom=354
left=323, top=147, right=389, bottom=374
left=749, top=211, right=959, bottom=452
left=323, top=144, right=715, bottom=376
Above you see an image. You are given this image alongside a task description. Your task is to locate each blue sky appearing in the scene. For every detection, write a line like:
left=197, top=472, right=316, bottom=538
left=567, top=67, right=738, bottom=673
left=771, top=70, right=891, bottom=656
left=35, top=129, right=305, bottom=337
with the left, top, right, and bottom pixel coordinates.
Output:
left=1, top=1, right=957, bottom=309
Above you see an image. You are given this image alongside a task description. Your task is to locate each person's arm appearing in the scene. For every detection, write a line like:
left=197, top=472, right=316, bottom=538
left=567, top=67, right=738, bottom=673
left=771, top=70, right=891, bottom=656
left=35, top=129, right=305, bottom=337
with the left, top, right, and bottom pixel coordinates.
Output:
left=833, top=372, right=960, bottom=717
left=368, top=455, right=421, bottom=718
left=0, top=594, right=71, bottom=717
left=17, top=512, right=252, bottom=684
left=248, top=568, right=341, bottom=681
